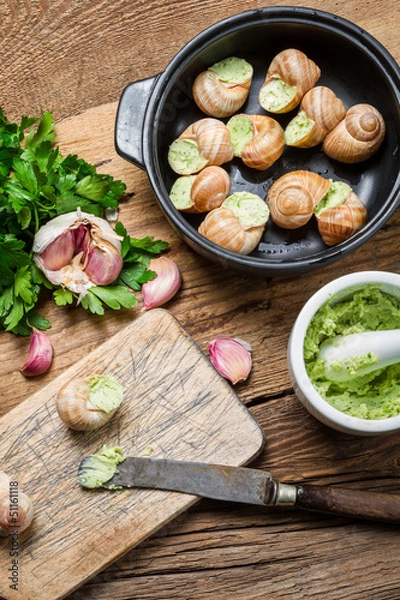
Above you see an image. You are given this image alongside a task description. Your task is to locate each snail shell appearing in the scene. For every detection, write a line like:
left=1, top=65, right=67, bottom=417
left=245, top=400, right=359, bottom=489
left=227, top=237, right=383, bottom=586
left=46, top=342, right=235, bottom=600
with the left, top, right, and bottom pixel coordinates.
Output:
left=56, top=375, right=122, bottom=431
left=169, top=166, right=230, bottom=213
left=192, top=57, right=253, bottom=118
left=0, top=471, right=34, bottom=536
left=198, top=206, right=265, bottom=255
left=168, top=118, right=234, bottom=175
left=228, top=114, right=285, bottom=171
left=190, top=166, right=231, bottom=212
left=268, top=170, right=330, bottom=229
left=316, top=191, right=368, bottom=246
left=258, top=48, right=321, bottom=114
left=322, top=103, right=386, bottom=163
left=285, top=86, right=347, bottom=148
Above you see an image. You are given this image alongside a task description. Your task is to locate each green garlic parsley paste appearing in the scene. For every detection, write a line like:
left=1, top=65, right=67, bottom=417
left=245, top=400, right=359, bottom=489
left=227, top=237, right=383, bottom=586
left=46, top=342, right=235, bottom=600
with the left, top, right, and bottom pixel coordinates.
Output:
left=304, top=285, right=400, bottom=419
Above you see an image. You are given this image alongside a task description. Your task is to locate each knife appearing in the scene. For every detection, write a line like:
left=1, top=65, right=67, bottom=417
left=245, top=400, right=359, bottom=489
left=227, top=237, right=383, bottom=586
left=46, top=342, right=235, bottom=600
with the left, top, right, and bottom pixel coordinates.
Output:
left=79, top=455, right=400, bottom=523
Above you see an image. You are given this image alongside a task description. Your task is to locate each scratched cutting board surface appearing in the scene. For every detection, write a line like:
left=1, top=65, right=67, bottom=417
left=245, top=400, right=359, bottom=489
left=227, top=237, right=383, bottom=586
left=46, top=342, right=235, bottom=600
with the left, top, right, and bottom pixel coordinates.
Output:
left=0, top=309, right=264, bottom=600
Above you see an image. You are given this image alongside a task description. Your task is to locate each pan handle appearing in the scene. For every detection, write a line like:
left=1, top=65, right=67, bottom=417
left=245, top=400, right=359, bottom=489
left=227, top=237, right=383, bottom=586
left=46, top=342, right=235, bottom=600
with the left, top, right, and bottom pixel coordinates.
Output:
left=114, top=75, right=159, bottom=170
left=295, top=484, right=400, bottom=523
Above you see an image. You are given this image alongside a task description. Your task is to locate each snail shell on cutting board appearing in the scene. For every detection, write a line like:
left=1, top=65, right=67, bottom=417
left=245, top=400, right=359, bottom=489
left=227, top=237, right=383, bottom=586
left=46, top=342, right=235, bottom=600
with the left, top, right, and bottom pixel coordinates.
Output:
left=0, top=471, right=35, bottom=535
left=268, top=170, right=330, bottom=229
left=322, top=103, right=386, bottom=163
left=316, top=191, right=368, bottom=246
left=285, top=86, right=347, bottom=148
left=192, top=57, right=253, bottom=118
left=258, top=48, right=321, bottom=114
left=198, top=206, right=265, bottom=254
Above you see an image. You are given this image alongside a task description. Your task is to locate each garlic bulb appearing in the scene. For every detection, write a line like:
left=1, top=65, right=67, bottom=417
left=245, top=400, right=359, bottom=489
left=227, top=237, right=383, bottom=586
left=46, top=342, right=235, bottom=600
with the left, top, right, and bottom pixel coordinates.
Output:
left=168, top=118, right=234, bottom=175
left=56, top=373, right=124, bottom=431
left=33, top=209, right=123, bottom=298
left=20, top=329, right=53, bottom=377
left=285, top=86, right=346, bottom=148
left=192, top=56, right=253, bottom=117
left=227, top=114, right=285, bottom=171
left=169, top=166, right=231, bottom=213
left=198, top=191, right=269, bottom=255
left=258, top=48, right=321, bottom=114
left=209, top=336, right=252, bottom=384
left=322, top=103, right=386, bottom=163
left=268, top=170, right=330, bottom=229
left=142, top=256, right=181, bottom=310
left=315, top=183, right=368, bottom=246
left=0, top=471, right=34, bottom=536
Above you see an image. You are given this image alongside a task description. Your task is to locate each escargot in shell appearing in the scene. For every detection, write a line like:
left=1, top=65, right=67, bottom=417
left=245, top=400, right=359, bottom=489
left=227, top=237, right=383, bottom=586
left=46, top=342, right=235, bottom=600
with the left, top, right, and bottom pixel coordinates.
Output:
left=169, top=166, right=231, bottom=213
left=258, top=48, right=321, bottom=114
left=322, top=103, right=386, bottom=163
left=227, top=114, right=285, bottom=171
left=192, top=56, right=253, bottom=118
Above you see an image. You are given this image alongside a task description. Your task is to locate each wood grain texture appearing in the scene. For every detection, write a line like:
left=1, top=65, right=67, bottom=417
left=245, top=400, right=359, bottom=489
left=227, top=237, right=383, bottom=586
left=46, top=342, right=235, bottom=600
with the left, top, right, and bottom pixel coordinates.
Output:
left=1, top=1, right=400, bottom=598
left=0, top=309, right=264, bottom=599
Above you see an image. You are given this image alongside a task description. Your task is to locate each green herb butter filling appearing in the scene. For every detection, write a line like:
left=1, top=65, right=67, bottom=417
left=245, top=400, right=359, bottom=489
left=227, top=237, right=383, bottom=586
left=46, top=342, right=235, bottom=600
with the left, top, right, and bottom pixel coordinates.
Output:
left=168, top=139, right=208, bottom=175
left=223, top=192, right=269, bottom=229
left=314, top=181, right=351, bottom=217
left=169, top=175, right=196, bottom=210
left=304, top=285, right=400, bottom=419
left=259, top=78, right=297, bottom=112
left=209, top=57, right=253, bottom=84
left=227, top=115, right=254, bottom=156
left=284, top=111, right=314, bottom=146
left=87, top=374, right=124, bottom=413
left=78, top=445, right=126, bottom=489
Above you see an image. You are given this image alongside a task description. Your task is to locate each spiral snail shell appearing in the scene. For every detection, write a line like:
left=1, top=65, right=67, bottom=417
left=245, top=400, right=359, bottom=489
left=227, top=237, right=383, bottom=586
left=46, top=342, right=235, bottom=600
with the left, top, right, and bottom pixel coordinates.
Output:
left=315, top=185, right=368, bottom=246
left=56, top=373, right=124, bottom=431
left=227, top=114, right=285, bottom=171
left=169, top=166, right=231, bottom=213
left=168, top=118, right=234, bottom=175
left=285, top=86, right=347, bottom=148
left=322, top=103, right=386, bottom=163
left=268, top=170, right=330, bottom=229
left=258, top=49, right=321, bottom=114
left=198, top=191, right=269, bottom=254
left=192, top=56, right=253, bottom=118
left=0, top=471, right=34, bottom=536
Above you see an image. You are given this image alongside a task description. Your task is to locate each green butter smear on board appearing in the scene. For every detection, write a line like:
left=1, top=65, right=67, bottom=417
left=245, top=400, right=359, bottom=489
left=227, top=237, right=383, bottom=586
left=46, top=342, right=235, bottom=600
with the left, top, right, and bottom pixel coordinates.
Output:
left=304, top=285, right=400, bottom=419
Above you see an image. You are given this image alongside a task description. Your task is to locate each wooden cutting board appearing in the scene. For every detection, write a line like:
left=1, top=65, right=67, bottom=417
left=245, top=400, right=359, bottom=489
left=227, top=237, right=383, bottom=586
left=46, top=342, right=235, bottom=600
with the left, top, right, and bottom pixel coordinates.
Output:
left=0, top=309, right=264, bottom=600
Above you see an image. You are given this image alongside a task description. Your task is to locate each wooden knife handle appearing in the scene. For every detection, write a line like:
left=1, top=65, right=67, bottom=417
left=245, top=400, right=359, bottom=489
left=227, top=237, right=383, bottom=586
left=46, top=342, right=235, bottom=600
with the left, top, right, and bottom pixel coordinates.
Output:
left=295, top=484, right=400, bottom=523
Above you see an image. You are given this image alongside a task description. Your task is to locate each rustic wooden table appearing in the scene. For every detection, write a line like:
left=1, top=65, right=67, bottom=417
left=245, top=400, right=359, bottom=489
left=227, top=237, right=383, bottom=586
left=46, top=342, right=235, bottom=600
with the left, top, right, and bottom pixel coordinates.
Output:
left=1, top=1, right=400, bottom=598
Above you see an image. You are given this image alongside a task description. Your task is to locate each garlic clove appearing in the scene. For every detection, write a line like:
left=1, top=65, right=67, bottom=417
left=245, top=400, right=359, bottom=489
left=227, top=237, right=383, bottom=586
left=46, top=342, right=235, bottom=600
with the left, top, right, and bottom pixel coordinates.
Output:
left=84, top=242, right=124, bottom=286
left=209, top=336, right=252, bottom=384
left=142, top=256, right=181, bottom=310
left=21, top=329, right=53, bottom=377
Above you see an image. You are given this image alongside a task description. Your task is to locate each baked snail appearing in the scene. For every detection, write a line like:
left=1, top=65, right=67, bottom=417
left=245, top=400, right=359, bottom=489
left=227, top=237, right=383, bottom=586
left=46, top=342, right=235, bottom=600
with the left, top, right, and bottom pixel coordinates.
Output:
left=268, top=170, right=330, bottom=229
left=315, top=183, right=368, bottom=245
left=322, top=103, right=386, bottom=163
left=168, top=118, right=234, bottom=175
left=192, top=56, right=253, bottom=118
left=198, top=191, right=269, bottom=254
left=258, top=48, right=321, bottom=114
left=169, top=166, right=231, bottom=213
left=285, top=86, right=347, bottom=148
left=227, top=114, right=285, bottom=170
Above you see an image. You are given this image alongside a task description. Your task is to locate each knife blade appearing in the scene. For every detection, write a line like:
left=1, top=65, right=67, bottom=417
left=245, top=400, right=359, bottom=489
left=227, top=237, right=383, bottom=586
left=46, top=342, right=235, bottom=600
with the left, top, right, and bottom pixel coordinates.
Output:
left=79, top=455, right=400, bottom=523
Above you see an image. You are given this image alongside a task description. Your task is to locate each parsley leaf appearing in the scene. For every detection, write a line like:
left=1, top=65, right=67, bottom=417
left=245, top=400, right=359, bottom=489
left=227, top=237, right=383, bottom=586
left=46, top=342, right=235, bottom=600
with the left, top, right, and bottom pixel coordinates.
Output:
left=0, top=108, right=168, bottom=335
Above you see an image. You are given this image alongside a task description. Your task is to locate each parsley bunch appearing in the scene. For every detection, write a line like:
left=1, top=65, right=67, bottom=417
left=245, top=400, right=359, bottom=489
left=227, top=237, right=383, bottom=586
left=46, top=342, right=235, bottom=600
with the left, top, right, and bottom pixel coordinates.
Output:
left=0, top=108, right=168, bottom=335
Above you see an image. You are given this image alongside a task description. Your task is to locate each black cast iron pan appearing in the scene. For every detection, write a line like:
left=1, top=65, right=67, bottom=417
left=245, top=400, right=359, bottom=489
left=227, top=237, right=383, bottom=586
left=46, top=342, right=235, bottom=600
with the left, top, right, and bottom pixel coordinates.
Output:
left=115, top=6, right=400, bottom=277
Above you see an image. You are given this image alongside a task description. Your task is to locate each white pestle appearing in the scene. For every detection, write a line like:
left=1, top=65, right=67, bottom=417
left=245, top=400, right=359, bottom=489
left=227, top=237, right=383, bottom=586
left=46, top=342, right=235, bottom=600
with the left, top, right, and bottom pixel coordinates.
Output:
left=319, top=329, right=400, bottom=382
